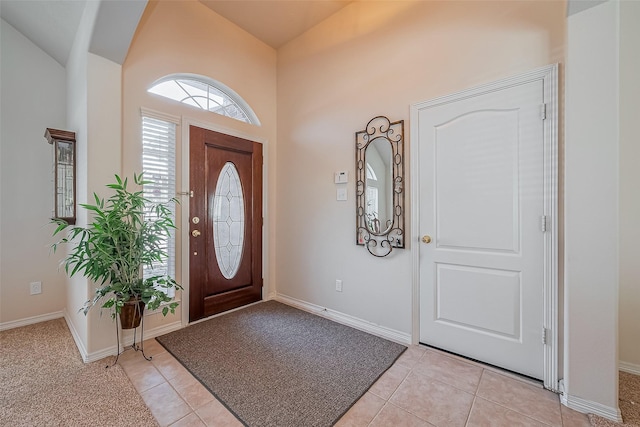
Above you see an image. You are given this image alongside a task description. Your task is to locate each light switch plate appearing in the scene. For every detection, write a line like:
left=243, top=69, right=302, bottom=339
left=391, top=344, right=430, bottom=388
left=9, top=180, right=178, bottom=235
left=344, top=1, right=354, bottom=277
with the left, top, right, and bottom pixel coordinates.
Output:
left=337, top=188, right=347, bottom=201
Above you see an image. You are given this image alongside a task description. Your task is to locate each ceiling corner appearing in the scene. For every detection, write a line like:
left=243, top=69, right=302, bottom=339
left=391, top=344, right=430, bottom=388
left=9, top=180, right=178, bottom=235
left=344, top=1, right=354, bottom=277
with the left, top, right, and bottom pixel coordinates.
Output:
left=89, top=0, right=148, bottom=65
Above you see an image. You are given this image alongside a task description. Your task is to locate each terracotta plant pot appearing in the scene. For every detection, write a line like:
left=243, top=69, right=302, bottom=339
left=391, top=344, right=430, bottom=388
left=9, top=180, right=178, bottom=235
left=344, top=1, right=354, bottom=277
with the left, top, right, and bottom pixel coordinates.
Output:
left=119, top=298, right=145, bottom=330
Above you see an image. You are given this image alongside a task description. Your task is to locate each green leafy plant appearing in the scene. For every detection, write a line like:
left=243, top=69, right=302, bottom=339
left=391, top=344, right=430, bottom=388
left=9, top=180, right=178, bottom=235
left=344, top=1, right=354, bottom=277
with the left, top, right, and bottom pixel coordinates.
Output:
left=52, top=173, right=182, bottom=317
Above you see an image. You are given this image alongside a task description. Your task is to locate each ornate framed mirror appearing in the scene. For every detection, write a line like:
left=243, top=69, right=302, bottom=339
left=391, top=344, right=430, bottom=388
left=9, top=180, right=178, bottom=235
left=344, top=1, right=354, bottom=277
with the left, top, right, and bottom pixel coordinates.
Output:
left=355, top=116, right=405, bottom=257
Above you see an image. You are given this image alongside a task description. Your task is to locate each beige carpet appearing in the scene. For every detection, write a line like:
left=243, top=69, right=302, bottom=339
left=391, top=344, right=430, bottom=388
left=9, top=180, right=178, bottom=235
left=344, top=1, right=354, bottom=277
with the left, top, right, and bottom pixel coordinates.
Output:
left=590, top=371, right=640, bottom=427
left=0, top=318, right=158, bottom=427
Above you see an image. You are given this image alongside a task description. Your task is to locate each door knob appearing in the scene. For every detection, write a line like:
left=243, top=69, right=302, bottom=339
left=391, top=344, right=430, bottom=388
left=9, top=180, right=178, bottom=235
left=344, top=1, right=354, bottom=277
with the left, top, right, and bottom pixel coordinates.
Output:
left=192, top=230, right=201, bottom=237
left=421, top=235, right=432, bottom=244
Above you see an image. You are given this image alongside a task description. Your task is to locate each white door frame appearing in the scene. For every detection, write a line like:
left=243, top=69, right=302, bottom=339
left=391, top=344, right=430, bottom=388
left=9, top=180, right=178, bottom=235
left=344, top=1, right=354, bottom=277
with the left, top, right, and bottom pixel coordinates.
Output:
left=410, top=64, right=559, bottom=390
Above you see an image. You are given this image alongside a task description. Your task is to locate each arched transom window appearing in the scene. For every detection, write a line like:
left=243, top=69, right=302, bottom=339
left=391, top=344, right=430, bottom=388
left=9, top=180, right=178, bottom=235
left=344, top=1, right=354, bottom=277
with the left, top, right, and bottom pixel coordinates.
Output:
left=148, top=74, right=260, bottom=125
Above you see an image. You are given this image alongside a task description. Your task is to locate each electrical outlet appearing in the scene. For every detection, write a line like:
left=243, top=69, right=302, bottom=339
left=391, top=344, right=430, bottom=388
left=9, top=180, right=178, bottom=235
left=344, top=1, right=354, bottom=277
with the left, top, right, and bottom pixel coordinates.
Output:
left=30, top=281, right=42, bottom=295
left=335, top=279, right=343, bottom=292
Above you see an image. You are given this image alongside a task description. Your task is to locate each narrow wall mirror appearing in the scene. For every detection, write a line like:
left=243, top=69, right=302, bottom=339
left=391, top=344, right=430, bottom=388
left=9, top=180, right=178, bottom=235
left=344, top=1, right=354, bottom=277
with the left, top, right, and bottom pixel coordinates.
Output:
left=45, top=128, right=76, bottom=225
left=356, top=116, right=405, bottom=257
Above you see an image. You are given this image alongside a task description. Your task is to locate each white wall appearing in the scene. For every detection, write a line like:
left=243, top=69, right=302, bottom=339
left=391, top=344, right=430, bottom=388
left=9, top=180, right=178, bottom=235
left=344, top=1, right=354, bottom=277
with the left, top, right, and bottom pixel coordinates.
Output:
left=64, top=0, right=99, bottom=355
left=0, top=19, right=67, bottom=327
left=84, top=52, right=124, bottom=355
left=564, top=0, right=620, bottom=419
left=65, top=2, right=139, bottom=359
left=64, top=1, right=126, bottom=358
left=618, top=0, right=640, bottom=373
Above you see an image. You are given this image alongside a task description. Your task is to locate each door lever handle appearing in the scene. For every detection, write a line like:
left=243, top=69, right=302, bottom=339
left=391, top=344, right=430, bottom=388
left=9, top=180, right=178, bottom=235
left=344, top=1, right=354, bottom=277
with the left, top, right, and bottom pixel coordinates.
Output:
left=192, top=230, right=201, bottom=237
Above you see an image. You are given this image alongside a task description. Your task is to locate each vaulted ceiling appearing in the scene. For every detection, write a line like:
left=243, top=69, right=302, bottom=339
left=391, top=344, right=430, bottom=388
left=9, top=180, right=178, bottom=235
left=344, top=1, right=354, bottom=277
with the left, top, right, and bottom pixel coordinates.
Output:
left=0, top=0, right=352, bottom=67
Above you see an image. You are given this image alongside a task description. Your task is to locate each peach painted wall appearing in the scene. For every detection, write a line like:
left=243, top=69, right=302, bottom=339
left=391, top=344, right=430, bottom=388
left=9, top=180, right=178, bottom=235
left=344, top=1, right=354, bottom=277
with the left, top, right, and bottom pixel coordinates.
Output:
left=122, top=0, right=277, bottom=326
left=276, top=0, right=565, bottom=336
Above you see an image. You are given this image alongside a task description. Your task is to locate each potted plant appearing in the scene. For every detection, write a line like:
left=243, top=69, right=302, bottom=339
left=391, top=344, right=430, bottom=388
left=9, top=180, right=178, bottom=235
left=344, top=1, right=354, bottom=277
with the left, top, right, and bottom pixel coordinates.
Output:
left=52, top=173, right=182, bottom=329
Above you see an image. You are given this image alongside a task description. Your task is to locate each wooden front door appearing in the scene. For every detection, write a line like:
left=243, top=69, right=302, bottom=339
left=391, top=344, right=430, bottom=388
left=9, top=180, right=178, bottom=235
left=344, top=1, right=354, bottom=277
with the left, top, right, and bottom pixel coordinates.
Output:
left=189, top=126, right=262, bottom=322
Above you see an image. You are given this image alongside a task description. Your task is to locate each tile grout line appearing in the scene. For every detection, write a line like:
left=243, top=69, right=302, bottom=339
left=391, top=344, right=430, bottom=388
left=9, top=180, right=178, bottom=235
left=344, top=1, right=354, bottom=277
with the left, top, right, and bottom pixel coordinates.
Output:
left=381, top=351, right=447, bottom=426
left=155, top=361, right=212, bottom=426
left=463, top=368, right=486, bottom=427
left=368, top=348, right=424, bottom=426
left=137, top=352, right=204, bottom=427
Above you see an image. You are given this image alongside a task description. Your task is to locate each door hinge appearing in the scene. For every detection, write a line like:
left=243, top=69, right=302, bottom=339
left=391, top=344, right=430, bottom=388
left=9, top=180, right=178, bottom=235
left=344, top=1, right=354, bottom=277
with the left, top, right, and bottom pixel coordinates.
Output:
left=540, top=103, right=547, bottom=120
left=542, top=327, right=549, bottom=345
left=540, top=215, right=548, bottom=232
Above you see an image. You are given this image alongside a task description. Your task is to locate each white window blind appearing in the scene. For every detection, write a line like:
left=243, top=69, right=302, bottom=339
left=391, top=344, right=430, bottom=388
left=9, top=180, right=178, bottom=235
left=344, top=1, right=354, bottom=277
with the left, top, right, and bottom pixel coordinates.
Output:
left=142, top=115, right=177, bottom=297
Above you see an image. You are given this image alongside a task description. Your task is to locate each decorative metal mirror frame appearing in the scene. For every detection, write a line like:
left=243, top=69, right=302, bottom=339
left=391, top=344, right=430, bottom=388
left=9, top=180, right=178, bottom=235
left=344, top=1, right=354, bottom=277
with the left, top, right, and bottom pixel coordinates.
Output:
left=355, top=116, right=405, bottom=257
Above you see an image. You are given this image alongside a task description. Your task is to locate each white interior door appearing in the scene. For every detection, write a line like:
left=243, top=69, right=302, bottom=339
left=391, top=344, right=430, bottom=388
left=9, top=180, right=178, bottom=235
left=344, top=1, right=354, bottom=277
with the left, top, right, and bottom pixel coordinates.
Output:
left=415, top=74, right=551, bottom=380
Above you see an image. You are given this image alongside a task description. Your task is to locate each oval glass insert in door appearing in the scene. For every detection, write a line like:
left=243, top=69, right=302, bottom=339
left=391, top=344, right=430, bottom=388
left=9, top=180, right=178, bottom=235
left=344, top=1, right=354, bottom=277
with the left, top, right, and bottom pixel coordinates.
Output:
left=212, top=162, right=245, bottom=279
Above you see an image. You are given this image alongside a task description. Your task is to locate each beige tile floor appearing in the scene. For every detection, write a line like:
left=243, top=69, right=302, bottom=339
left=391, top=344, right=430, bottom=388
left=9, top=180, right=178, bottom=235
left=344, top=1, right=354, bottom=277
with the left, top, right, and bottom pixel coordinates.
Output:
left=119, top=339, right=592, bottom=427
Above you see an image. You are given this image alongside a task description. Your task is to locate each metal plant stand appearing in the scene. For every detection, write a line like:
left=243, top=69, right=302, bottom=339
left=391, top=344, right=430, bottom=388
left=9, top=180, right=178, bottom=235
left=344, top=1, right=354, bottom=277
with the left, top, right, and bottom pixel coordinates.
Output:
left=107, top=313, right=152, bottom=368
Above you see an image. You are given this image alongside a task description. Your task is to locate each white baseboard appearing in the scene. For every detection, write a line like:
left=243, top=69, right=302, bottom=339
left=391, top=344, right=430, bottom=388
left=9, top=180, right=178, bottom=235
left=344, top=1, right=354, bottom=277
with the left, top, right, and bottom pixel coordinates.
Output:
left=63, top=310, right=90, bottom=362
left=274, top=293, right=412, bottom=346
left=619, top=361, right=640, bottom=375
left=62, top=309, right=184, bottom=363
left=1, top=309, right=184, bottom=363
left=562, top=391, right=623, bottom=422
left=82, top=319, right=184, bottom=363
left=0, top=311, right=64, bottom=331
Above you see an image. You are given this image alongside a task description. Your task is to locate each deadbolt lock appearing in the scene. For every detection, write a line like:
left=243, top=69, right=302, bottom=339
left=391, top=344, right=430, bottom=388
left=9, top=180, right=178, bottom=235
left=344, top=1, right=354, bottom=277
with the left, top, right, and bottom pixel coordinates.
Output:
left=192, top=216, right=200, bottom=224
